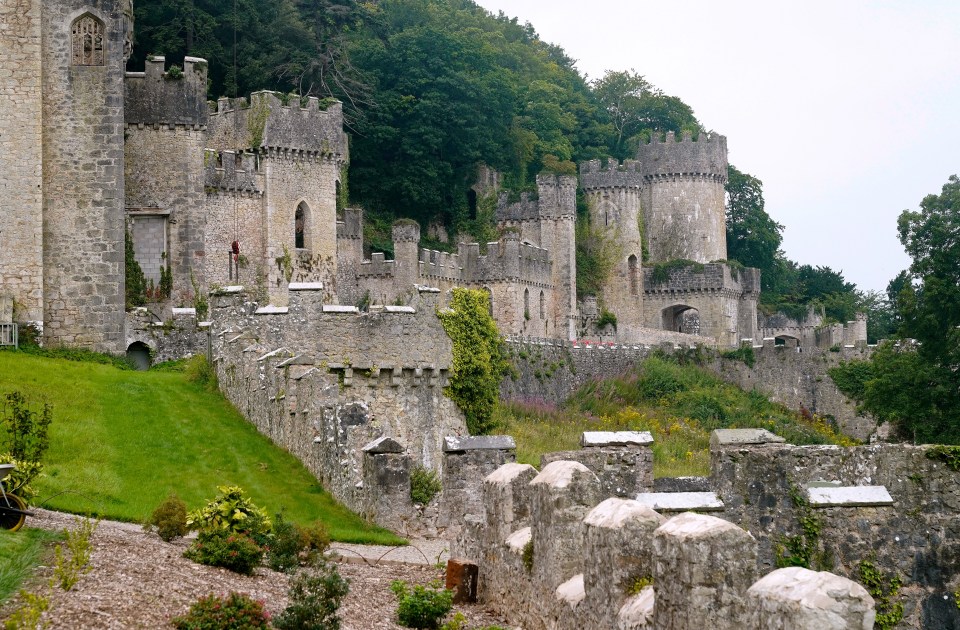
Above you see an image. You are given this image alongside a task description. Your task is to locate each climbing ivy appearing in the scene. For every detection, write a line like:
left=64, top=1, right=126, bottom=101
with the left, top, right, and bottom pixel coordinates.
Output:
left=775, top=484, right=827, bottom=570
left=649, top=259, right=705, bottom=284
left=857, top=559, right=903, bottom=630
left=925, top=445, right=960, bottom=471
left=125, top=228, right=147, bottom=309
left=437, top=288, right=508, bottom=435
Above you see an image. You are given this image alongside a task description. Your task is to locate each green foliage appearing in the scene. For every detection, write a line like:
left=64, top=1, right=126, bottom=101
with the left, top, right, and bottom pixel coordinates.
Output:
left=184, top=529, right=264, bottom=575
left=575, top=212, right=621, bottom=299
left=190, top=272, right=209, bottom=320
left=159, top=262, right=173, bottom=300
left=265, top=512, right=330, bottom=573
left=437, top=288, right=508, bottom=435
left=125, top=227, right=147, bottom=309
left=827, top=360, right=874, bottom=401
left=624, top=575, right=653, bottom=596
left=857, top=560, right=903, bottom=630
left=390, top=580, right=454, bottom=630
left=274, top=559, right=350, bottom=630
left=52, top=516, right=98, bottom=591
left=521, top=539, right=534, bottom=573
left=725, top=165, right=783, bottom=290
left=0, top=391, right=51, bottom=498
left=925, top=446, right=960, bottom=471
left=720, top=345, right=755, bottom=368
left=146, top=493, right=188, bottom=542
left=0, top=528, right=62, bottom=605
left=165, top=64, right=184, bottom=80
left=775, top=485, right=827, bottom=570
left=171, top=592, right=271, bottom=630
left=410, top=466, right=442, bottom=506
left=2, top=590, right=49, bottom=630
left=596, top=309, right=617, bottom=331
left=187, top=486, right=271, bottom=541
left=184, top=354, right=218, bottom=391
left=649, top=259, right=705, bottom=284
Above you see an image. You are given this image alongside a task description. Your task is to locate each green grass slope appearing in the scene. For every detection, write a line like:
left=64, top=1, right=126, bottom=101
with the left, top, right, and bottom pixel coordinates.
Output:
left=0, top=528, right=62, bottom=603
left=0, top=352, right=402, bottom=545
left=495, top=355, right=856, bottom=477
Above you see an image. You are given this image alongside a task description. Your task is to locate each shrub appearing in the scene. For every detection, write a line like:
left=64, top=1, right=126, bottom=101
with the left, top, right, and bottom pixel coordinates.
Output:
left=410, top=467, right=442, bottom=505
left=187, top=486, right=271, bottom=543
left=1, top=391, right=52, bottom=463
left=0, top=455, right=42, bottom=500
left=596, top=308, right=617, bottom=330
left=521, top=539, right=533, bottom=573
left=184, top=355, right=218, bottom=391
left=146, top=493, right=188, bottom=542
left=52, top=516, right=98, bottom=591
left=171, top=592, right=270, bottom=630
left=3, top=590, right=49, bottom=630
left=265, top=513, right=330, bottom=573
left=273, top=560, right=350, bottom=630
left=184, top=530, right=263, bottom=575
left=391, top=580, right=454, bottom=629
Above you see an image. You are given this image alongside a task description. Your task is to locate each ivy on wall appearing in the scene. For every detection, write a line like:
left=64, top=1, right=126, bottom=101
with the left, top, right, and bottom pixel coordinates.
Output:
left=438, top=288, right=508, bottom=435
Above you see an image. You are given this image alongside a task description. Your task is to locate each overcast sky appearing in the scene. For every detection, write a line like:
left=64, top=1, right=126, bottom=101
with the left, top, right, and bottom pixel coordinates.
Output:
left=473, top=0, right=960, bottom=292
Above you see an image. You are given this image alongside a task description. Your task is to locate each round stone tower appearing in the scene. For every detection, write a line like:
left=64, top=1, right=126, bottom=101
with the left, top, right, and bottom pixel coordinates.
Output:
left=638, top=131, right=728, bottom=263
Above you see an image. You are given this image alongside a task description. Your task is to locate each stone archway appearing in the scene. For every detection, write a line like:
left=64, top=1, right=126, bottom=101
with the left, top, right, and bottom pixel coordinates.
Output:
left=661, top=304, right=701, bottom=335
left=125, top=341, right=152, bottom=371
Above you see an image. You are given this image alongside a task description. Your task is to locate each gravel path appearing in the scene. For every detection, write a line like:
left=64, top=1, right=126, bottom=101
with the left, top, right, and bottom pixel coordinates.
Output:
left=0, top=509, right=511, bottom=629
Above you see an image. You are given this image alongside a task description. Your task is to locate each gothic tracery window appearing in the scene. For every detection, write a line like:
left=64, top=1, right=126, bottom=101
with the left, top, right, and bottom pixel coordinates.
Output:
left=72, top=15, right=105, bottom=66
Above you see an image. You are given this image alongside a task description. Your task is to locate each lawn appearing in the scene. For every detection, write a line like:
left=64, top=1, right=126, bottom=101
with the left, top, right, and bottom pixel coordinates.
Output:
left=0, top=351, right=403, bottom=545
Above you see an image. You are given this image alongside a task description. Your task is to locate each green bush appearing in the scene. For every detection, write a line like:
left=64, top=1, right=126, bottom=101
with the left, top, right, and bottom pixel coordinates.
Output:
left=1, top=391, right=52, bottom=463
left=265, top=513, right=330, bottom=573
left=184, top=530, right=263, bottom=575
left=146, top=493, right=188, bottom=542
left=391, top=580, right=454, bottom=629
left=184, top=355, right=218, bottom=391
left=171, top=592, right=270, bottom=630
left=52, top=516, right=98, bottom=591
left=410, top=467, right=442, bottom=505
left=0, top=455, right=42, bottom=500
left=273, top=560, right=350, bottom=630
left=187, top=486, right=271, bottom=543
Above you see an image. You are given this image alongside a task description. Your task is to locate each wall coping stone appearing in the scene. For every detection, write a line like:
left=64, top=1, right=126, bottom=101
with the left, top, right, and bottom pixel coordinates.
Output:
left=807, top=485, right=893, bottom=508
left=416, top=285, right=442, bottom=293
left=710, top=428, right=786, bottom=448
left=506, top=526, right=531, bottom=552
left=322, top=305, right=360, bottom=313
left=361, top=436, right=405, bottom=454
left=444, top=435, right=516, bottom=452
left=216, top=285, right=244, bottom=294
left=485, top=462, right=537, bottom=485
left=556, top=574, right=585, bottom=609
left=198, top=322, right=212, bottom=328
left=746, top=566, right=874, bottom=614
left=635, top=492, right=725, bottom=512
left=618, top=587, right=655, bottom=627
left=581, top=431, right=654, bottom=447
left=530, top=460, right=593, bottom=489
left=384, top=305, right=416, bottom=313
left=171, top=307, right=196, bottom=315
left=583, top=498, right=662, bottom=529
left=289, top=282, right=324, bottom=291
left=255, top=305, right=289, bottom=315
left=256, top=347, right=290, bottom=362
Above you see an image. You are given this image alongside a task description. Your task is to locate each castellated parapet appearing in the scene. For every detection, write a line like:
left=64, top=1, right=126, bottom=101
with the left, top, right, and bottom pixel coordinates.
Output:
left=579, top=159, right=644, bottom=190
left=635, top=131, right=728, bottom=182
left=124, top=56, right=209, bottom=127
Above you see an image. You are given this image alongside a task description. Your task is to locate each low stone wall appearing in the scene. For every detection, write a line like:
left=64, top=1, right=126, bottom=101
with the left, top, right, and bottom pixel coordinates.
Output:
left=125, top=307, right=209, bottom=364
left=456, top=458, right=876, bottom=630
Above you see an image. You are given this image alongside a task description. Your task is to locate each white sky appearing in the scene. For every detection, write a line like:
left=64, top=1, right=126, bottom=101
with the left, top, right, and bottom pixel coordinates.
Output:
left=473, top=0, right=960, bottom=292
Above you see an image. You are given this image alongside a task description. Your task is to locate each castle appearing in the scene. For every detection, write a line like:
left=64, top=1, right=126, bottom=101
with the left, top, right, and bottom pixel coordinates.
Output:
left=0, top=0, right=865, bottom=357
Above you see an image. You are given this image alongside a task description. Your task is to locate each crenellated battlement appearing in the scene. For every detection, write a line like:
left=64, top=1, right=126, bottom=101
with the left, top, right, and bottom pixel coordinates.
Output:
left=643, top=262, right=759, bottom=294
left=579, top=159, right=644, bottom=190
left=495, top=174, right=577, bottom=223
left=203, top=149, right=263, bottom=193
left=336, top=208, right=363, bottom=240
left=206, top=90, right=349, bottom=159
left=636, top=131, right=728, bottom=182
left=125, top=56, right=209, bottom=128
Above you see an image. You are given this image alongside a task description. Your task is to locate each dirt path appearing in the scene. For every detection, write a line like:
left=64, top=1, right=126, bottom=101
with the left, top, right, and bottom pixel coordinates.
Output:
left=1, top=509, right=509, bottom=629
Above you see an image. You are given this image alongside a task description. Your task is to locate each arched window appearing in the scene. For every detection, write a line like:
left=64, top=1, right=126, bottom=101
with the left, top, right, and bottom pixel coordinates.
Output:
left=523, top=288, right=530, bottom=319
left=295, top=202, right=309, bottom=249
left=539, top=291, right=545, bottom=320
left=628, top=254, right=639, bottom=296
left=72, top=15, right=105, bottom=66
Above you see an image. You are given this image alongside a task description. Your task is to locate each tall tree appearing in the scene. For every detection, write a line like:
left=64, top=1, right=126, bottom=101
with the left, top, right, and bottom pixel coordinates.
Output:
left=725, top=165, right=783, bottom=274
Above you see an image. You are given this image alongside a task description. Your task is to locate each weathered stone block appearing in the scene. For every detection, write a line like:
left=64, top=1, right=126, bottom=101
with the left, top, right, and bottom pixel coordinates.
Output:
left=581, top=431, right=653, bottom=447
left=445, top=558, right=478, bottom=604
left=443, top=435, right=516, bottom=452
left=635, top=491, right=724, bottom=513
left=710, top=428, right=786, bottom=449
left=806, top=485, right=893, bottom=508
left=746, top=567, right=875, bottom=629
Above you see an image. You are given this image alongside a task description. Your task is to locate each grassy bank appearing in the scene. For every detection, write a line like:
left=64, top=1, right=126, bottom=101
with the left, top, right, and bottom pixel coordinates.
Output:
left=0, top=528, right=62, bottom=604
left=495, top=356, right=855, bottom=477
left=0, top=351, right=402, bottom=545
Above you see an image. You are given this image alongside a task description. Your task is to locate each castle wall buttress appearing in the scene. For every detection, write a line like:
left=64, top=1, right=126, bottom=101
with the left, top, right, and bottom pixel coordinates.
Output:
left=41, top=0, right=127, bottom=351
left=0, top=0, right=44, bottom=323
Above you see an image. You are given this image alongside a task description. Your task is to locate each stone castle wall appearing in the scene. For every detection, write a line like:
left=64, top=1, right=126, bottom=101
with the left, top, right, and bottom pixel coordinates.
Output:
left=41, top=0, right=128, bottom=351
left=0, top=0, right=44, bottom=323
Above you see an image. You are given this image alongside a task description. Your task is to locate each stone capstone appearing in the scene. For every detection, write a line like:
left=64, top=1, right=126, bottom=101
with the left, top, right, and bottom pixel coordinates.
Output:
left=443, top=435, right=516, bottom=452
left=746, top=567, right=876, bottom=629
left=361, top=435, right=405, bottom=454
left=710, top=428, right=786, bottom=448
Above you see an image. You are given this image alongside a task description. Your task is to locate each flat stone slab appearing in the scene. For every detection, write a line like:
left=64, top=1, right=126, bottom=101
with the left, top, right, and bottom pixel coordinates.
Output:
left=807, top=485, right=893, bottom=507
left=288, top=282, right=324, bottom=291
left=555, top=574, right=585, bottom=608
left=710, top=428, right=786, bottom=448
left=384, top=305, right=416, bottom=313
left=506, top=526, right=531, bottom=553
left=171, top=307, right=196, bottom=316
left=322, top=305, right=359, bottom=313
left=255, top=305, right=288, bottom=315
left=581, top=431, right=654, bottom=448
left=443, top=435, right=516, bottom=452
left=361, top=436, right=405, bottom=454
left=635, top=492, right=724, bottom=512
left=215, top=285, right=244, bottom=294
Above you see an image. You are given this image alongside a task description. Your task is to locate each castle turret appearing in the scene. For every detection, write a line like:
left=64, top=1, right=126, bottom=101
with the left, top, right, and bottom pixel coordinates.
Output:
left=638, top=131, right=728, bottom=263
left=534, top=174, right=577, bottom=339
left=392, top=220, right=421, bottom=292
left=580, top=159, right=645, bottom=339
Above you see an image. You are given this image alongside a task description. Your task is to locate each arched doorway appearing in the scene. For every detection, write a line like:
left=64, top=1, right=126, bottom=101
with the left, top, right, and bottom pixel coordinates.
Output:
left=126, top=342, right=152, bottom=371
left=661, top=305, right=701, bottom=335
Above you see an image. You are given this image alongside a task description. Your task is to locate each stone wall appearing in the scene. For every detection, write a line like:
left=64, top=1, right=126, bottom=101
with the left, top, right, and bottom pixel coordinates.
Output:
left=41, top=0, right=128, bottom=352
left=457, top=457, right=876, bottom=630
left=0, top=0, right=43, bottom=323
left=125, top=307, right=209, bottom=364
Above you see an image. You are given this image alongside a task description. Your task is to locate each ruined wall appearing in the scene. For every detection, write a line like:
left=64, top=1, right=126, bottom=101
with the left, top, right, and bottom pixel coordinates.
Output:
left=125, top=307, right=209, bottom=363
left=638, top=131, right=728, bottom=264
left=0, top=0, right=43, bottom=323
left=124, top=56, right=208, bottom=300
left=580, top=160, right=645, bottom=340
left=41, top=0, right=128, bottom=351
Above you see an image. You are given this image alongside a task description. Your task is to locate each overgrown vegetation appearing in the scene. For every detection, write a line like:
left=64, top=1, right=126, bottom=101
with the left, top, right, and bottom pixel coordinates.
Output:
left=144, top=493, right=188, bottom=542
left=0, top=352, right=403, bottom=544
left=720, top=345, right=755, bottom=368
left=495, top=355, right=854, bottom=477
left=438, top=288, right=508, bottom=435
left=575, top=210, right=621, bottom=300
left=0, top=528, right=62, bottom=604
left=52, top=516, right=98, bottom=591
left=125, top=227, right=147, bottom=309
left=391, top=579, right=454, bottom=629
left=273, top=559, right=349, bottom=630
left=857, top=559, right=904, bottom=630
left=521, top=539, right=534, bottom=573
left=774, top=485, right=827, bottom=570
left=649, top=259, right=704, bottom=284
left=0, top=391, right=52, bottom=500
left=410, top=466, right=442, bottom=506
